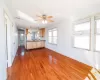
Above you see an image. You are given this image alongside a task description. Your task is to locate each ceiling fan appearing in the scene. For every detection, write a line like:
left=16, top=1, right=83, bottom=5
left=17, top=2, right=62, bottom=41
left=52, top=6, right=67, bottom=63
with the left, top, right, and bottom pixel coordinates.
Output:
left=35, top=14, right=54, bottom=24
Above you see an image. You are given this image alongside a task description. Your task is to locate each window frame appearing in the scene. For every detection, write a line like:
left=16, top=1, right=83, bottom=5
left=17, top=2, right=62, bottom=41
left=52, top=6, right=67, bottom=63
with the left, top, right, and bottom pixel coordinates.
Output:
left=94, top=18, right=100, bottom=52
left=48, top=28, right=58, bottom=45
left=72, top=20, right=91, bottom=51
left=48, top=30, right=52, bottom=43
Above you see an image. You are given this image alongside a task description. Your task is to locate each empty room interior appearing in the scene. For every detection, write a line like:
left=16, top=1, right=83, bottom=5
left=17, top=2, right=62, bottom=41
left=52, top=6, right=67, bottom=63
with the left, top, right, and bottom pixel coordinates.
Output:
left=0, top=0, right=100, bottom=80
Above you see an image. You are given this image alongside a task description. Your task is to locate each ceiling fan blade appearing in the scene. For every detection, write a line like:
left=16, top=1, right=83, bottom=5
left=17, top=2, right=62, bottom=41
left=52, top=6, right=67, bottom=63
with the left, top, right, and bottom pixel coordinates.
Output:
left=47, top=20, right=54, bottom=22
left=47, top=16, right=53, bottom=18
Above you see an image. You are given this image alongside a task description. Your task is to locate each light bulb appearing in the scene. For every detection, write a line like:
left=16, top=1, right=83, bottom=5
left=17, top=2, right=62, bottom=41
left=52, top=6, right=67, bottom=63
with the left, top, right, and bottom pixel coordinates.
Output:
left=42, top=20, right=47, bottom=24
left=45, top=20, right=47, bottom=24
left=42, top=20, right=45, bottom=24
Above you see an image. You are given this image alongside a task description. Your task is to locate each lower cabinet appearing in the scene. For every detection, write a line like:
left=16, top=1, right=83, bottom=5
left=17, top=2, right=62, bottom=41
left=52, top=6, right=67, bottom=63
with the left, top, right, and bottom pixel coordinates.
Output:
left=36, top=42, right=42, bottom=48
left=41, top=41, right=45, bottom=47
left=26, top=41, right=45, bottom=50
left=27, top=42, right=33, bottom=49
left=33, top=42, right=37, bottom=48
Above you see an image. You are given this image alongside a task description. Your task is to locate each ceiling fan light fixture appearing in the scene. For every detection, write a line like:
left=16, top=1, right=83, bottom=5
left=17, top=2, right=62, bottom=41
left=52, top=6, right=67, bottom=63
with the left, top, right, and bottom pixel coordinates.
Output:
left=42, top=20, right=47, bottom=24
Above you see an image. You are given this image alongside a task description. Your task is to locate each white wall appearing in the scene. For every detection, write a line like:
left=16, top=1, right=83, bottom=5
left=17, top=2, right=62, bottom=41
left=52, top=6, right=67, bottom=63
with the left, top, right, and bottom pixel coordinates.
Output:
left=0, top=1, right=7, bottom=80
left=45, top=18, right=100, bottom=69
left=4, top=4, right=18, bottom=67
left=0, top=0, right=18, bottom=80
left=12, top=23, right=18, bottom=64
left=45, top=3, right=100, bottom=70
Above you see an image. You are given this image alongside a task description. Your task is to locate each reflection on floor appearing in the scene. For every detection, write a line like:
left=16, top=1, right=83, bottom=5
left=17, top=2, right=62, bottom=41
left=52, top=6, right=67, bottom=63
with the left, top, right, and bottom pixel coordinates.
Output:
left=7, top=47, right=100, bottom=80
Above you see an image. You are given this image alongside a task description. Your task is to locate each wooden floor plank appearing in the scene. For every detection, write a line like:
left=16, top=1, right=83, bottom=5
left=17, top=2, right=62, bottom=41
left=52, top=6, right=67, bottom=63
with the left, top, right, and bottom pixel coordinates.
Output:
left=7, top=47, right=93, bottom=80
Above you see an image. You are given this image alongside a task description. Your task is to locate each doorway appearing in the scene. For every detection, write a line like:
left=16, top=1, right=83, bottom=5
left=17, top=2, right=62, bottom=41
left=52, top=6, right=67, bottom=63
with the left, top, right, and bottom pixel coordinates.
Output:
left=18, top=29, right=25, bottom=46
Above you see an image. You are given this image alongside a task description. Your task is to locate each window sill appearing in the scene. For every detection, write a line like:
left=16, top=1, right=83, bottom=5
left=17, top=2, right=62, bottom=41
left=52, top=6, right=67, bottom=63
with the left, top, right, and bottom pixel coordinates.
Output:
left=73, top=47, right=90, bottom=51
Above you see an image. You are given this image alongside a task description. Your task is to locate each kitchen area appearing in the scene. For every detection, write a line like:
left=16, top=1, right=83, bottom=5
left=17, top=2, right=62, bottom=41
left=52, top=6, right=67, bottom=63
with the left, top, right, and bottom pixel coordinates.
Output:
left=18, top=28, right=45, bottom=50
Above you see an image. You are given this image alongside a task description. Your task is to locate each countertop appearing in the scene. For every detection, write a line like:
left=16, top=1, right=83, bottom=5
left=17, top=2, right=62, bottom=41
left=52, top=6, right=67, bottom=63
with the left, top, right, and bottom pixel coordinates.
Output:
left=27, top=40, right=45, bottom=42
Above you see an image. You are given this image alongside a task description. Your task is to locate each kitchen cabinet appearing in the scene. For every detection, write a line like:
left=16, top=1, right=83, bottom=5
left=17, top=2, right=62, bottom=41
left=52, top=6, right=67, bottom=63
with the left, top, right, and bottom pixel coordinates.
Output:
left=39, top=28, right=45, bottom=37
left=27, top=42, right=33, bottom=49
left=26, top=41, right=45, bottom=50
left=41, top=41, right=45, bottom=47
left=32, top=42, right=37, bottom=48
left=26, top=29, right=28, bottom=35
left=36, top=42, right=41, bottom=48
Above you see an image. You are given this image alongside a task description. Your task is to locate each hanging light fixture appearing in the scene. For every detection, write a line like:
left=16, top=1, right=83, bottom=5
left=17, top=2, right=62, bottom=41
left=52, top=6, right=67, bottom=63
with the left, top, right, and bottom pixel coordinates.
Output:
left=42, top=20, right=47, bottom=24
left=41, top=15, right=47, bottom=24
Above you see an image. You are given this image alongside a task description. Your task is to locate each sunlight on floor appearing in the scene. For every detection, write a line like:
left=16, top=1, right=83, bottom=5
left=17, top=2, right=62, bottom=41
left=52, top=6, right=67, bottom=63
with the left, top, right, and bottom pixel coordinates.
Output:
left=84, top=68, right=100, bottom=80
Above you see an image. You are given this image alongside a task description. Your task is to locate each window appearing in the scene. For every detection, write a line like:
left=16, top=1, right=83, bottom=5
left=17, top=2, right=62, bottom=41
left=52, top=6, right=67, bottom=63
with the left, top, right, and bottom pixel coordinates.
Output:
left=73, top=22, right=90, bottom=50
left=95, top=19, right=100, bottom=51
left=48, top=30, right=52, bottom=43
left=48, top=28, right=57, bottom=44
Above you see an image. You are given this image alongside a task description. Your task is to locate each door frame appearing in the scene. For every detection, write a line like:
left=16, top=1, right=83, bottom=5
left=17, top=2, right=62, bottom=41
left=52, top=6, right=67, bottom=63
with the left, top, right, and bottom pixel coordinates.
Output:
left=4, top=12, right=12, bottom=68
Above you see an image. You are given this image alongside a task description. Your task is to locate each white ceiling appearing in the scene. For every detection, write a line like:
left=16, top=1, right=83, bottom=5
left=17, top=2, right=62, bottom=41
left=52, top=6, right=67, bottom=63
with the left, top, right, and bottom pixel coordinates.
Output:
left=11, top=0, right=100, bottom=28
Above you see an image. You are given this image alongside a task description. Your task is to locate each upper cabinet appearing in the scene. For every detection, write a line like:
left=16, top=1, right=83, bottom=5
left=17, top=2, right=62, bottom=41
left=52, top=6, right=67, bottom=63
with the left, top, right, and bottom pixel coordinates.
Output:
left=26, top=29, right=28, bottom=35
left=26, top=28, right=45, bottom=40
left=39, top=28, right=45, bottom=37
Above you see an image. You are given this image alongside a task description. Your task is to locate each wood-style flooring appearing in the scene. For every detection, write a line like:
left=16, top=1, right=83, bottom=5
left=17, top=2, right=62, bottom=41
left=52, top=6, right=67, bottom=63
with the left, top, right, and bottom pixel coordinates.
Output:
left=7, top=47, right=94, bottom=80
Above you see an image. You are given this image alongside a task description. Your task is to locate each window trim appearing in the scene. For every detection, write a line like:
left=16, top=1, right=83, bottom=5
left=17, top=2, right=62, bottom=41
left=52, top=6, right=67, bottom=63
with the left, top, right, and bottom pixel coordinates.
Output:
left=48, top=28, right=58, bottom=45
left=72, top=20, right=91, bottom=51
left=73, top=15, right=100, bottom=53
left=94, top=19, right=100, bottom=52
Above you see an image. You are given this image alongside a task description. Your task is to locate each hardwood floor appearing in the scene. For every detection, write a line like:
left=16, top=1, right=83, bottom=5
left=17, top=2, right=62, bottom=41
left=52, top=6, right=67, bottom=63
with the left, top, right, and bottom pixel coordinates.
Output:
left=8, top=47, right=94, bottom=80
